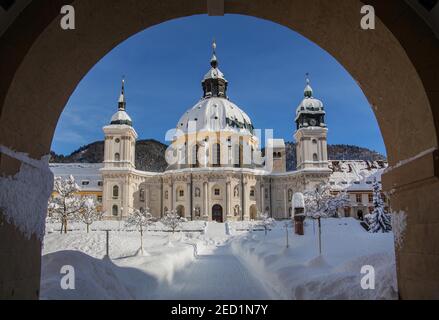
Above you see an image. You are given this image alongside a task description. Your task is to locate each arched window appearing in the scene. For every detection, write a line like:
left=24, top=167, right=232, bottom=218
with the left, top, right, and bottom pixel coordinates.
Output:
left=165, top=190, right=169, bottom=200
left=112, top=205, right=118, bottom=216
left=213, top=143, right=221, bottom=166
left=113, top=185, right=119, bottom=198
left=312, top=139, right=318, bottom=144
left=114, top=153, right=120, bottom=161
left=195, top=187, right=201, bottom=197
left=250, top=187, right=255, bottom=197
left=313, top=153, right=318, bottom=162
left=139, top=188, right=145, bottom=202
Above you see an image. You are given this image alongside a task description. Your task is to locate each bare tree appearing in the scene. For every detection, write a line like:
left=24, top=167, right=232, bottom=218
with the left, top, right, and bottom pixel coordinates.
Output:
left=78, top=197, right=103, bottom=233
left=161, top=210, right=186, bottom=234
left=304, top=183, right=350, bottom=254
left=48, top=175, right=84, bottom=234
left=125, top=207, right=156, bottom=254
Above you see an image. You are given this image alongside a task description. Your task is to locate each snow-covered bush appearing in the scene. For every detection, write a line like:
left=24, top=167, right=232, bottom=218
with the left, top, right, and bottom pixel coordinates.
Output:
left=368, top=179, right=392, bottom=233
left=161, top=210, right=186, bottom=234
left=77, top=197, right=103, bottom=233
left=48, top=175, right=84, bottom=234
left=258, top=212, right=275, bottom=236
left=125, top=208, right=156, bottom=254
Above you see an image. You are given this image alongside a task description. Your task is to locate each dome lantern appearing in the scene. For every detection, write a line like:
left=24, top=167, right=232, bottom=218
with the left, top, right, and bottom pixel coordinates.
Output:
left=304, top=74, right=313, bottom=98
left=202, top=40, right=228, bottom=99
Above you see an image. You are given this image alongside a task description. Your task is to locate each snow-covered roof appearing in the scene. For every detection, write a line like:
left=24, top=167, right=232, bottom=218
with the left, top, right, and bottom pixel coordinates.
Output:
left=203, top=66, right=227, bottom=82
left=176, top=97, right=254, bottom=135
left=267, top=139, right=285, bottom=149
left=111, top=110, right=132, bottom=124
left=49, top=163, right=104, bottom=191
left=328, top=160, right=387, bottom=192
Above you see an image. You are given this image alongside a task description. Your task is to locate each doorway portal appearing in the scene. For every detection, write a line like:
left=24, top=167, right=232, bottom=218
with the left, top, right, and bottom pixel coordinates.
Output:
left=212, top=204, right=223, bottom=223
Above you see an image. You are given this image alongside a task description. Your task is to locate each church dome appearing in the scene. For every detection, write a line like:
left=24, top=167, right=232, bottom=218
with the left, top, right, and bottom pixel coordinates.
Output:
left=176, top=41, right=254, bottom=136
left=176, top=97, right=254, bottom=135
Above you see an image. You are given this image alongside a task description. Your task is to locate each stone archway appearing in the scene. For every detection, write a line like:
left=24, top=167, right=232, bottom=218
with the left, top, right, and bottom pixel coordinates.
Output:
left=0, top=0, right=438, bottom=299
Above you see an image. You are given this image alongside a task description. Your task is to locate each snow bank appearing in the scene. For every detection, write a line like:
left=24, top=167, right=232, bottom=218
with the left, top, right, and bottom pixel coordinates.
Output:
left=231, top=218, right=398, bottom=300
left=0, top=145, right=53, bottom=240
left=41, top=231, right=201, bottom=299
left=40, top=251, right=133, bottom=299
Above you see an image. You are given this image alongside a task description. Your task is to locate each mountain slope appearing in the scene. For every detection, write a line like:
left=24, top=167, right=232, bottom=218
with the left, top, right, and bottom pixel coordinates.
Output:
left=50, top=139, right=168, bottom=172
left=51, top=140, right=386, bottom=173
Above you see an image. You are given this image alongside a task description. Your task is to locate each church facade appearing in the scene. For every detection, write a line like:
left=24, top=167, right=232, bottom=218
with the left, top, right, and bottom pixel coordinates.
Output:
left=100, top=43, right=332, bottom=222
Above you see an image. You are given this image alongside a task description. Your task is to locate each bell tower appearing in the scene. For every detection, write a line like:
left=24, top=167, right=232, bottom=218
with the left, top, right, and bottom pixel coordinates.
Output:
left=294, top=76, right=328, bottom=170
left=103, top=78, right=137, bottom=169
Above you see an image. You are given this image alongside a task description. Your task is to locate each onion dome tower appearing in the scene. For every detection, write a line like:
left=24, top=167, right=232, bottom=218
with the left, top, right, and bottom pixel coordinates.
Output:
left=295, top=75, right=326, bottom=130
left=294, top=75, right=329, bottom=170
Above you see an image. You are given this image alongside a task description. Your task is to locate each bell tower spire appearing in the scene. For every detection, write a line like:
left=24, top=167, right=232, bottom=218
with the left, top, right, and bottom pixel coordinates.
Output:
left=118, top=77, right=126, bottom=110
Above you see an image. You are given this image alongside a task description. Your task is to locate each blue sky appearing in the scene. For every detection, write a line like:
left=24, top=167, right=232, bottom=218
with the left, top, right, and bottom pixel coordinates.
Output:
left=52, top=14, right=386, bottom=156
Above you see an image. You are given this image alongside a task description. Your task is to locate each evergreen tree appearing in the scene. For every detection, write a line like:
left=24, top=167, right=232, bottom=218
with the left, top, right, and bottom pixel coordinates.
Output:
left=368, top=179, right=392, bottom=233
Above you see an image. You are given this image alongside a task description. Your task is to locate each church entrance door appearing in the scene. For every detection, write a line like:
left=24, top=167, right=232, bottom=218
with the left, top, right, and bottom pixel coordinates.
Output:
left=212, top=205, right=223, bottom=223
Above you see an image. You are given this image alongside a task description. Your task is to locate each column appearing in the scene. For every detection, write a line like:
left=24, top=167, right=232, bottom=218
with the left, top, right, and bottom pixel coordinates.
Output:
left=242, top=181, right=248, bottom=220
left=261, top=185, right=265, bottom=214
left=170, top=182, right=174, bottom=211
left=203, top=182, right=208, bottom=219
left=186, top=182, right=191, bottom=219
left=226, top=181, right=231, bottom=217
left=283, top=187, right=288, bottom=219
left=145, top=185, right=150, bottom=210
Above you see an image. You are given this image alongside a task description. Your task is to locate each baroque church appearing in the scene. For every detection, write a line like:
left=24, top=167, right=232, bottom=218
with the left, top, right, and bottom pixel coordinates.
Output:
left=100, top=42, right=332, bottom=222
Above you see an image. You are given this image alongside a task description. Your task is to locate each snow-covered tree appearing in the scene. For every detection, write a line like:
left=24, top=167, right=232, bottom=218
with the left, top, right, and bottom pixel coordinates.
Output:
left=78, top=197, right=103, bottom=233
left=367, top=179, right=392, bottom=233
left=161, top=210, right=186, bottom=234
left=125, top=208, right=156, bottom=254
left=326, top=191, right=351, bottom=218
left=258, top=212, right=275, bottom=236
left=48, top=175, right=84, bottom=234
left=304, top=183, right=349, bottom=254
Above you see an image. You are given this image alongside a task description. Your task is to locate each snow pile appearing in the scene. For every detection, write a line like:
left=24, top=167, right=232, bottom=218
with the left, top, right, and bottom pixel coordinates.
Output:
left=40, top=231, right=200, bottom=299
left=41, top=251, right=133, bottom=299
left=0, top=145, right=53, bottom=240
left=231, top=218, right=398, bottom=300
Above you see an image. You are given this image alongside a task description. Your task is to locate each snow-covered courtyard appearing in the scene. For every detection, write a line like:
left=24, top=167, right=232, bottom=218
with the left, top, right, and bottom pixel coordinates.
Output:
left=40, top=218, right=398, bottom=300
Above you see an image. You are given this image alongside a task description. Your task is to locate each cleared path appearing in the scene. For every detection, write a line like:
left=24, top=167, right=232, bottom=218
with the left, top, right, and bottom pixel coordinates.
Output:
left=154, top=224, right=272, bottom=300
